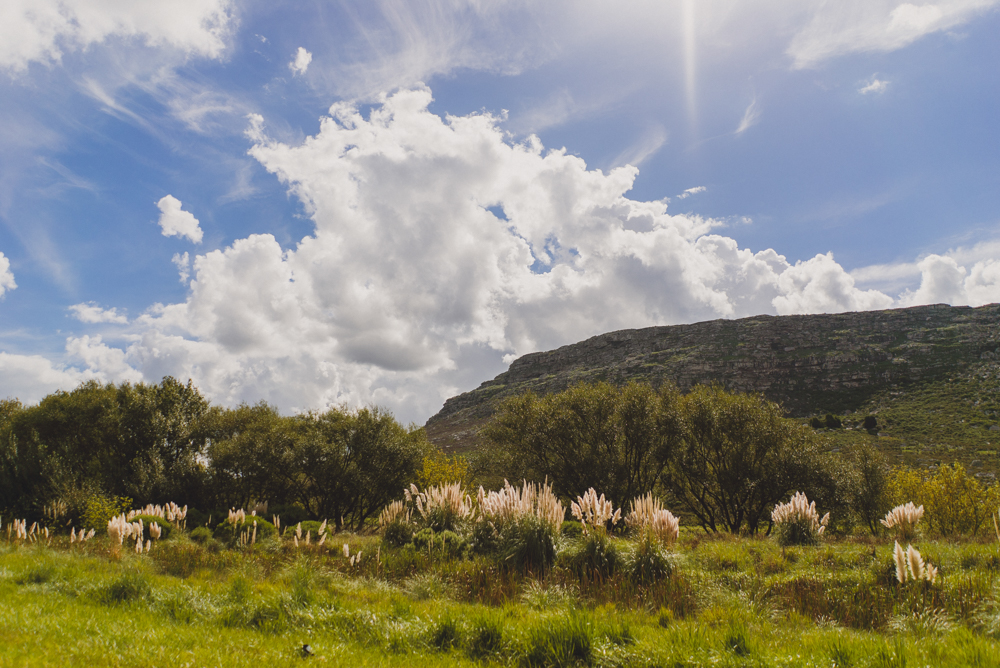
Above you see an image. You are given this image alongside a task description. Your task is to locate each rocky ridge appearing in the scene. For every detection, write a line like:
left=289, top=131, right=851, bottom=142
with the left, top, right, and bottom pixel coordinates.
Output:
left=425, top=303, right=1000, bottom=451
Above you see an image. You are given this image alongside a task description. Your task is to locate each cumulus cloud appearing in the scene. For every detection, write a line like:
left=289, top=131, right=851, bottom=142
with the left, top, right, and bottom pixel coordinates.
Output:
left=289, top=47, right=313, bottom=75
left=0, top=252, right=15, bottom=298
left=156, top=195, right=204, bottom=243
left=69, top=302, right=128, bottom=324
left=0, top=0, right=233, bottom=72
left=898, top=254, right=1000, bottom=306
left=859, top=76, right=890, bottom=94
left=64, top=87, right=904, bottom=423
left=0, top=352, right=88, bottom=403
left=787, top=0, right=999, bottom=69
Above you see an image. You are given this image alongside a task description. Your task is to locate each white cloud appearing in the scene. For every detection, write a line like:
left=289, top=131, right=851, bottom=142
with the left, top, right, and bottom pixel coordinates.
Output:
left=773, top=252, right=895, bottom=315
left=0, top=352, right=88, bottom=403
left=676, top=186, right=706, bottom=199
left=0, top=0, right=234, bottom=72
left=156, top=195, right=204, bottom=244
left=69, top=302, right=128, bottom=324
left=735, top=97, right=760, bottom=134
left=75, top=88, right=904, bottom=423
left=787, top=0, right=1000, bottom=69
left=898, top=254, right=1000, bottom=306
left=289, top=47, right=313, bottom=75
left=173, top=252, right=191, bottom=284
left=0, top=252, right=15, bottom=298
left=859, top=76, right=890, bottom=94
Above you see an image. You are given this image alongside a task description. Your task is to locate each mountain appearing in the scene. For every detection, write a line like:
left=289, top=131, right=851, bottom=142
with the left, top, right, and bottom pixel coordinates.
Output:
left=425, top=304, right=1000, bottom=477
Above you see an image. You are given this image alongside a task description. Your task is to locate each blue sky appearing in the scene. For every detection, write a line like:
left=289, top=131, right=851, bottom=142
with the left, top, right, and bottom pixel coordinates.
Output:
left=1, top=0, right=999, bottom=424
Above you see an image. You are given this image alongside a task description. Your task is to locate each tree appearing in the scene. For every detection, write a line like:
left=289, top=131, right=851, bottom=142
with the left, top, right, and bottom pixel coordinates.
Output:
left=846, top=441, right=891, bottom=535
left=288, top=406, right=428, bottom=530
left=481, top=382, right=684, bottom=504
left=671, top=384, right=826, bottom=535
left=204, top=402, right=297, bottom=509
left=0, top=378, right=211, bottom=516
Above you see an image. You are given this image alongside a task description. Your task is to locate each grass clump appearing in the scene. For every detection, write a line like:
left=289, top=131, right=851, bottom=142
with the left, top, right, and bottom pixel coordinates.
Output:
left=95, top=567, right=152, bottom=605
left=523, top=613, right=594, bottom=667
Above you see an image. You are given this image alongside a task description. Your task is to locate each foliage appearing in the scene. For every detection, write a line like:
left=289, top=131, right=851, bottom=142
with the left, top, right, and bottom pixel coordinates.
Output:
left=80, top=494, right=132, bottom=532
left=189, top=526, right=213, bottom=544
left=285, top=407, right=429, bottom=530
left=481, top=381, right=684, bottom=502
left=846, top=441, right=892, bottom=535
left=672, top=384, right=833, bottom=534
left=888, top=464, right=1000, bottom=537
left=564, top=531, right=624, bottom=579
left=417, top=450, right=469, bottom=488
left=0, top=378, right=210, bottom=514
left=412, top=528, right=469, bottom=559
left=213, top=517, right=277, bottom=546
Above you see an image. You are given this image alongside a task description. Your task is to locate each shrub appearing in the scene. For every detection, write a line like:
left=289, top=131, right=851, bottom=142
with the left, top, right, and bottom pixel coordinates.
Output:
left=189, top=526, right=212, bottom=544
left=412, top=528, right=469, bottom=559
left=629, top=532, right=675, bottom=585
left=564, top=531, right=624, bottom=579
left=80, top=494, right=132, bottom=532
left=417, top=450, right=469, bottom=488
left=560, top=521, right=583, bottom=538
left=213, top=517, right=277, bottom=546
left=382, top=521, right=413, bottom=548
left=888, top=464, right=1000, bottom=537
left=772, top=492, right=829, bottom=547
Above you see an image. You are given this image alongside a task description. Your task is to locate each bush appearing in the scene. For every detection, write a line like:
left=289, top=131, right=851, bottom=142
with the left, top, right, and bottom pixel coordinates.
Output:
left=131, top=515, right=173, bottom=541
left=189, top=526, right=212, bottom=544
left=499, top=516, right=558, bottom=573
left=213, top=517, right=277, bottom=545
left=412, top=528, right=468, bottom=559
left=80, top=494, right=132, bottom=532
left=560, top=521, right=583, bottom=538
left=564, top=532, right=623, bottom=579
left=629, top=533, right=675, bottom=585
left=888, top=464, right=1000, bottom=537
left=382, top=520, right=413, bottom=548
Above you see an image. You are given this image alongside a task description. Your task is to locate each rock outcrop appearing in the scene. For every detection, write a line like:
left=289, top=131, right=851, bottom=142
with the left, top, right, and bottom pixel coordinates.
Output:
left=425, top=303, right=1000, bottom=450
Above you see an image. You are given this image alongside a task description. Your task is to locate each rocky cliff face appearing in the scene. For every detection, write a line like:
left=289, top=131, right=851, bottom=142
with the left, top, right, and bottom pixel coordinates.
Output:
left=425, top=303, right=1000, bottom=450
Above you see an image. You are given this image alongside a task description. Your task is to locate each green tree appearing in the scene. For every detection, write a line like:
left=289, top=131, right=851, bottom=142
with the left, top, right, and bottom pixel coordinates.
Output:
left=671, top=384, right=827, bottom=535
left=0, top=378, right=210, bottom=516
left=481, top=382, right=684, bottom=504
left=287, top=406, right=428, bottom=530
left=204, top=402, right=297, bottom=510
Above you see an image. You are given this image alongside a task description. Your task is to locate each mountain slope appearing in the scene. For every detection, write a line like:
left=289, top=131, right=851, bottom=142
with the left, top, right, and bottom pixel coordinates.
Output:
left=425, top=304, right=1000, bottom=472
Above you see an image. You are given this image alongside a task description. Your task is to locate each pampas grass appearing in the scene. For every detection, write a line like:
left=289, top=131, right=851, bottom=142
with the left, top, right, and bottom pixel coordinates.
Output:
left=882, top=503, right=923, bottom=542
left=570, top=488, right=620, bottom=536
left=625, top=493, right=680, bottom=547
left=772, top=492, right=829, bottom=546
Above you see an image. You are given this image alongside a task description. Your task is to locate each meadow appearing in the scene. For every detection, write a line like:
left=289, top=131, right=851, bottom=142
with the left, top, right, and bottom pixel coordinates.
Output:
left=3, top=519, right=1000, bottom=667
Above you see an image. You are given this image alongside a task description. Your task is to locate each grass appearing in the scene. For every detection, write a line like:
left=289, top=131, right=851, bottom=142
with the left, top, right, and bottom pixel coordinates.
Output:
left=3, top=531, right=1000, bottom=666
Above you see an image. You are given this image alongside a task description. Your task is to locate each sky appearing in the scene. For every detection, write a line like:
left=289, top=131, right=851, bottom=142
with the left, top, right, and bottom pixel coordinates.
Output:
left=1, top=0, right=999, bottom=425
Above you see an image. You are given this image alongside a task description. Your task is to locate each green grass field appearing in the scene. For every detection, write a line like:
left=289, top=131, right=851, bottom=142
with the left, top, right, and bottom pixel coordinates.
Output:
left=3, top=529, right=1000, bottom=667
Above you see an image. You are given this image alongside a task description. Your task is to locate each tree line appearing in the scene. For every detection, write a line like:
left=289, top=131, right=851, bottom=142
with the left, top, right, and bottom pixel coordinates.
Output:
left=0, top=378, right=427, bottom=530
left=5, top=376, right=981, bottom=537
